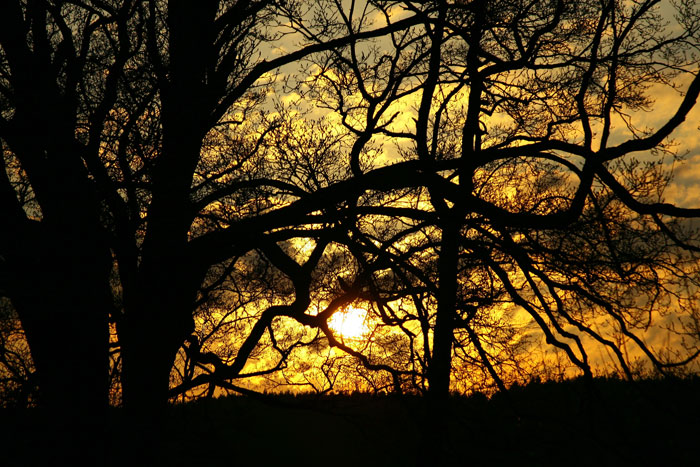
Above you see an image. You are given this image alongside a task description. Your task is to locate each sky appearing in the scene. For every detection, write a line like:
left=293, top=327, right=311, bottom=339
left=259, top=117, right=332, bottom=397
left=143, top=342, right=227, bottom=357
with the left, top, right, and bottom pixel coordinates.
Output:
left=243, top=0, right=700, bottom=387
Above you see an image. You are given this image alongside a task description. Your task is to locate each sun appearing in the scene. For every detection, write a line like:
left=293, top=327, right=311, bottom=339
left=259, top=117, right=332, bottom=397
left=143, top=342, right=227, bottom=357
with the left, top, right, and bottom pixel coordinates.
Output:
left=328, top=307, right=370, bottom=340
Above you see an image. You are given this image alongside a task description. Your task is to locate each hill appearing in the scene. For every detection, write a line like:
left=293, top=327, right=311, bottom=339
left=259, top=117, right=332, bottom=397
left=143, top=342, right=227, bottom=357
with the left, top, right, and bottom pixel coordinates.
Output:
left=2, top=376, right=698, bottom=466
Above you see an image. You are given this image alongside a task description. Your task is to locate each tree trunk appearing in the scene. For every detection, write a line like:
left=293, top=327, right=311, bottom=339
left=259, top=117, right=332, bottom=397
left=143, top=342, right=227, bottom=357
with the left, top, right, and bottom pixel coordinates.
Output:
left=418, top=221, right=461, bottom=465
left=429, top=221, right=459, bottom=399
left=119, top=221, right=199, bottom=413
left=120, top=305, right=192, bottom=414
left=8, top=226, right=113, bottom=463
left=115, top=0, right=215, bottom=440
left=118, top=0, right=214, bottom=409
left=119, top=288, right=195, bottom=463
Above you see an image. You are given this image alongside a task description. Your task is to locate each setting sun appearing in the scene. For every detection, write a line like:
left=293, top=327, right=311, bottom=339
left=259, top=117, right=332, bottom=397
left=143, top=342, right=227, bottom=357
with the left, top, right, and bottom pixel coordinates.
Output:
left=328, top=307, right=370, bottom=340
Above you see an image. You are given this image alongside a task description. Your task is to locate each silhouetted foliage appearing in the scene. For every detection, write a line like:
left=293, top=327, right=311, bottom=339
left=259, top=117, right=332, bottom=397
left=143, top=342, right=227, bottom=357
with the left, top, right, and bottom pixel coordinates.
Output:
left=2, top=5, right=700, bottom=465
left=252, top=0, right=700, bottom=400
left=0, top=298, right=36, bottom=407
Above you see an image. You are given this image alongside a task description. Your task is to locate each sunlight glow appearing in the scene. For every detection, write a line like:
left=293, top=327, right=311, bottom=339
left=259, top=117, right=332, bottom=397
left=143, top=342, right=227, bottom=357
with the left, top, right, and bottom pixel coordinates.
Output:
left=328, top=307, right=370, bottom=340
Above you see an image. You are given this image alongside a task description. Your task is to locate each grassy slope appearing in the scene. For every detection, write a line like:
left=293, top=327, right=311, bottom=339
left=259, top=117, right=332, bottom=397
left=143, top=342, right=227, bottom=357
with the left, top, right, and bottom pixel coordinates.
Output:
left=2, top=376, right=699, bottom=466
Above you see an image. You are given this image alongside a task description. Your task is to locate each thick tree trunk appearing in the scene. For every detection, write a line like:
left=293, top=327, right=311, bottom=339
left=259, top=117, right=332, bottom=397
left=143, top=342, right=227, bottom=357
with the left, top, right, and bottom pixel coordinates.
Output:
left=19, top=300, right=109, bottom=411
left=17, top=300, right=110, bottom=463
left=8, top=227, right=113, bottom=463
left=420, top=222, right=461, bottom=465
left=120, top=306, right=192, bottom=413
left=119, top=181, right=200, bottom=414
left=119, top=285, right=195, bottom=463
left=119, top=219, right=199, bottom=413
left=120, top=332, right=173, bottom=413
left=429, top=221, right=459, bottom=399
left=118, top=3, right=213, bottom=409
left=115, top=0, right=215, bottom=440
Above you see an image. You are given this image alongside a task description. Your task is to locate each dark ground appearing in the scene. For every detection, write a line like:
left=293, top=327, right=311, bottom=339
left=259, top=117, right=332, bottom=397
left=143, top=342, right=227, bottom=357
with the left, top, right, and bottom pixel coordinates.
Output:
left=2, top=376, right=699, bottom=466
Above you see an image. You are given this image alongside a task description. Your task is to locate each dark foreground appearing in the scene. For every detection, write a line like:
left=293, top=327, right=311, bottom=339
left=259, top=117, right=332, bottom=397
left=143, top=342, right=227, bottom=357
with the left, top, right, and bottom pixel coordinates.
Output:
left=2, top=376, right=699, bottom=466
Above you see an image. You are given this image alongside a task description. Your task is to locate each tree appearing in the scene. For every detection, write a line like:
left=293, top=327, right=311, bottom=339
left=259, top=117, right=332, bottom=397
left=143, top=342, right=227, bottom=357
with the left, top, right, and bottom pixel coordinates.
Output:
left=111, top=0, right=426, bottom=414
left=0, top=0, right=426, bottom=423
left=152, top=0, right=700, bottom=407
left=253, top=0, right=700, bottom=400
left=0, top=3, right=140, bottom=450
left=3, top=2, right=700, bottom=449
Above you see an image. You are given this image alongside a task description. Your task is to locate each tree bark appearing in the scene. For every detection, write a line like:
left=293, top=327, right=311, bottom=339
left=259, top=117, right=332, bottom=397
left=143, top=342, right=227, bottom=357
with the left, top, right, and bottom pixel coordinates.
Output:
left=6, top=220, right=113, bottom=463
left=116, top=0, right=218, bottom=414
left=118, top=267, right=197, bottom=462
left=120, top=299, right=194, bottom=414
left=429, top=220, right=459, bottom=399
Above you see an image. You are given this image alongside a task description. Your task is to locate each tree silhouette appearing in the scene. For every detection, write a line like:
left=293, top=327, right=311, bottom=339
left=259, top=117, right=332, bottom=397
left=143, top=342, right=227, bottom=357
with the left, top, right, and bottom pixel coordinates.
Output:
left=0, top=4, right=138, bottom=454
left=110, top=0, right=423, bottom=414
left=112, top=0, right=700, bottom=407
left=2, top=3, right=700, bottom=454
left=240, top=0, right=700, bottom=399
left=0, top=0, right=424, bottom=422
